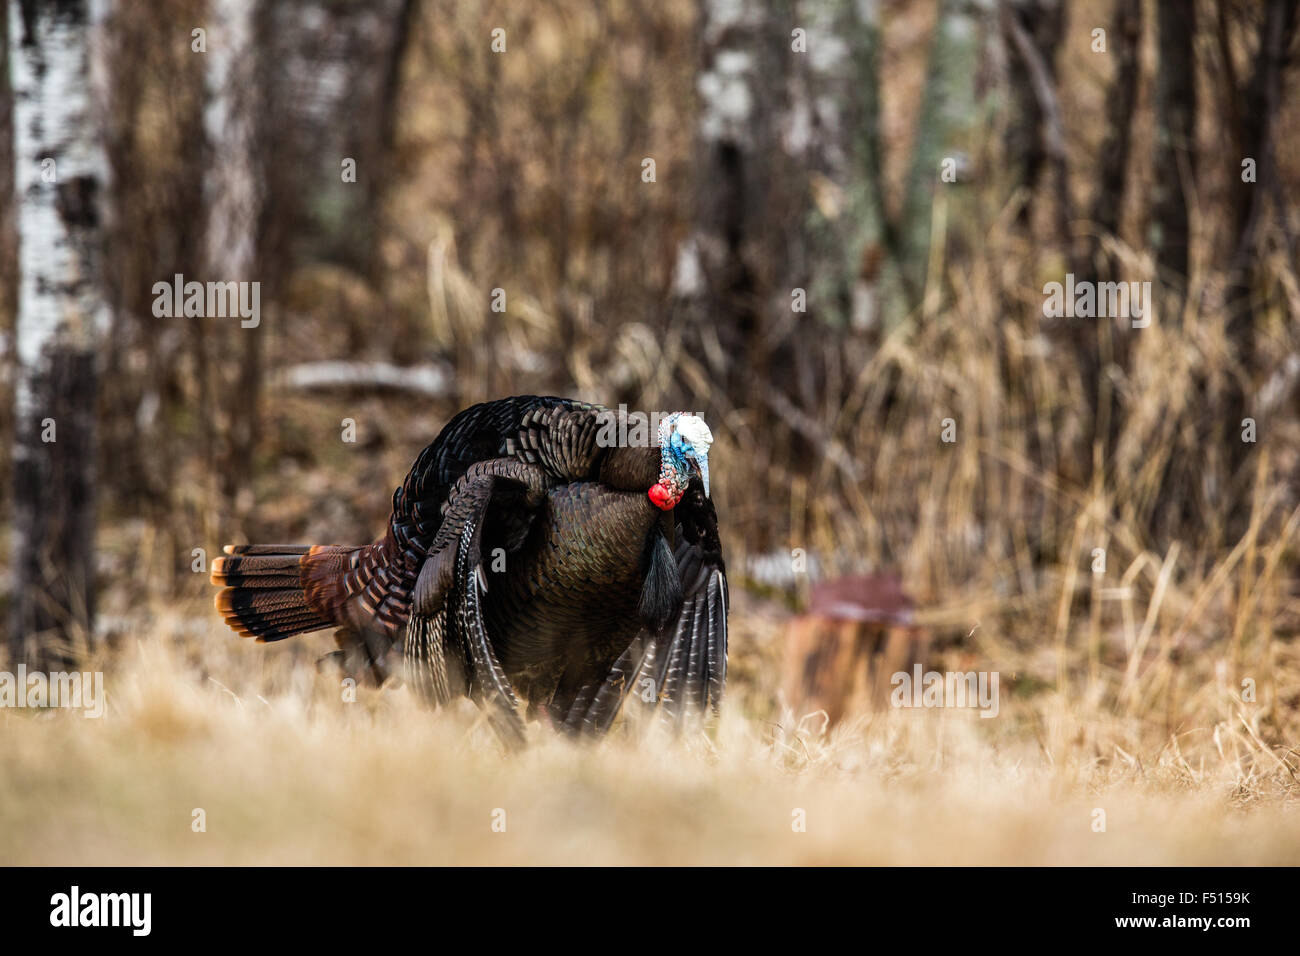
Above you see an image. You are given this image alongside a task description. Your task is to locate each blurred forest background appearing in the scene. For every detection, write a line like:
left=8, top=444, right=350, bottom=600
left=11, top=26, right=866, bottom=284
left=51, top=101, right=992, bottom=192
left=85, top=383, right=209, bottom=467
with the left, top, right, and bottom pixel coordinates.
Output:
left=3, top=0, right=1300, bottom=798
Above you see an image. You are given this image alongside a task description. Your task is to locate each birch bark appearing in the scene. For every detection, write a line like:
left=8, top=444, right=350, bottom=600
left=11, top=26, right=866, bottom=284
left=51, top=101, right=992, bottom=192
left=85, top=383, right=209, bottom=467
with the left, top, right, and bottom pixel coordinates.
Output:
left=9, top=0, right=109, bottom=661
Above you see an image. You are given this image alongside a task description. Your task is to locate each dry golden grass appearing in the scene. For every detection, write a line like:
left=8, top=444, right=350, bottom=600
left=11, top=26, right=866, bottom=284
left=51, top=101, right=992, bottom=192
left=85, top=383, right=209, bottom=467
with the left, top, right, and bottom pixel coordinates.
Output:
left=2, top=589, right=1297, bottom=867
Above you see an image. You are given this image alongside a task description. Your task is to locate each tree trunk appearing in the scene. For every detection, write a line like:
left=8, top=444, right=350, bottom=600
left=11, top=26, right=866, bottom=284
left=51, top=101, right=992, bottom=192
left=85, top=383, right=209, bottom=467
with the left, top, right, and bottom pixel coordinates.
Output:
left=1003, top=0, right=1107, bottom=472
left=1089, top=1, right=1140, bottom=266
left=1001, top=0, right=1065, bottom=231
left=0, top=0, right=15, bottom=522
left=676, top=0, right=806, bottom=404
left=8, top=0, right=108, bottom=664
left=203, top=0, right=264, bottom=523
left=1220, top=0, right=1298, bottom=511
left=1151, top=0, right=1197, bottom=302
left=1088, top=0, right=1141, bottom=461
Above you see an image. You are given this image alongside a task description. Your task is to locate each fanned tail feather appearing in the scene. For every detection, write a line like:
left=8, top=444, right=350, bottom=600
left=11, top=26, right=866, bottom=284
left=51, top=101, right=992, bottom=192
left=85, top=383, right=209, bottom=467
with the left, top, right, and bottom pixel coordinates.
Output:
left=212, top=544, right=346, bottom=642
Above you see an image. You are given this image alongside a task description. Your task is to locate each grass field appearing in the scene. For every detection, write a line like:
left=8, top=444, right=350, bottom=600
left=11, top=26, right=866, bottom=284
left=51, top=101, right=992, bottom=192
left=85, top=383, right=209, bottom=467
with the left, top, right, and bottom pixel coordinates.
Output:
left=3, top=591, right=1298, bottom=867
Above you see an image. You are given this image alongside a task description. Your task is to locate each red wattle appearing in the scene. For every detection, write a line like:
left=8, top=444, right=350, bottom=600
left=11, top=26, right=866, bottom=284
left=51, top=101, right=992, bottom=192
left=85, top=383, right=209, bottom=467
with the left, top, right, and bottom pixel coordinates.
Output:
left=648, top=482, right=677, bottom=510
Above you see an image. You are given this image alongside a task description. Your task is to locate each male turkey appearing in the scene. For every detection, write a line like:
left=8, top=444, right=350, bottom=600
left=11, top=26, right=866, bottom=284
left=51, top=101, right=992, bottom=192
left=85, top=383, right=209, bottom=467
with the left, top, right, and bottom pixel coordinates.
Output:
left=211, top=396, right=727, bottom=745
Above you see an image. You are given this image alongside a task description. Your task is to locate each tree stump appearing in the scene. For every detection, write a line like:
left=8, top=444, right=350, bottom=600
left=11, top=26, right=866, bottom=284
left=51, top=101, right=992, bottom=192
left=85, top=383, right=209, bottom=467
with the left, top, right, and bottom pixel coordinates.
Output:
left=781, top=574, right=930, bottom=726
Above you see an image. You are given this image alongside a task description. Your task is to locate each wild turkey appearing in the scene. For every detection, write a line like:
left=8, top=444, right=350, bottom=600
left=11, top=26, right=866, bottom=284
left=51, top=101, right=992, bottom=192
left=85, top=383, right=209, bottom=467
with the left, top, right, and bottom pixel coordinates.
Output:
left=211, top=395, right=727, bottom=745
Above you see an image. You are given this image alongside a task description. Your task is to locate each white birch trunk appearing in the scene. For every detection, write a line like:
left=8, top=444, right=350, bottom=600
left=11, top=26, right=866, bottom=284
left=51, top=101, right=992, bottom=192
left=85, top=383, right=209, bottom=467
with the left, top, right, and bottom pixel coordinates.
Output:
left=202, top=0, right=263, bottom=515
left=203, top=0, right=260, bottom=287
left=9, top=0, right=109, bottom=659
